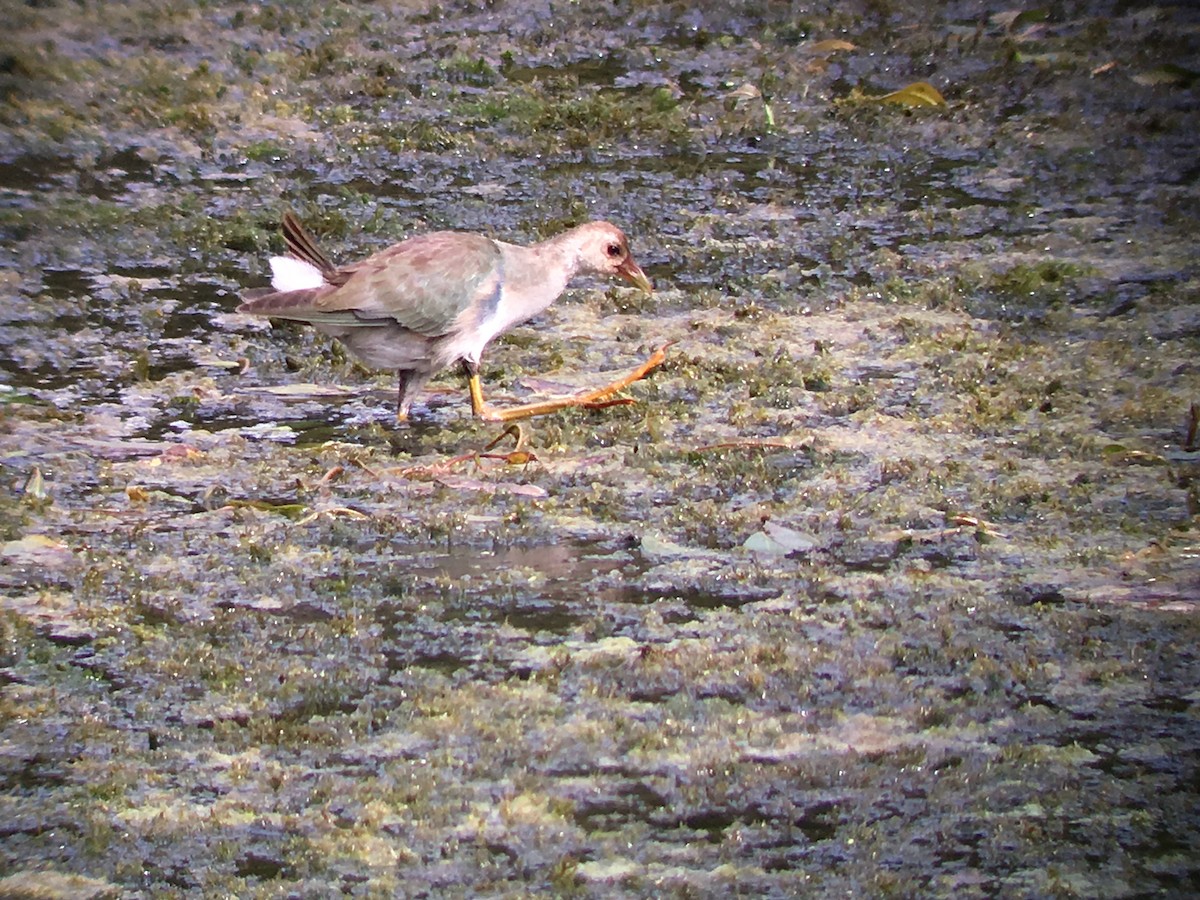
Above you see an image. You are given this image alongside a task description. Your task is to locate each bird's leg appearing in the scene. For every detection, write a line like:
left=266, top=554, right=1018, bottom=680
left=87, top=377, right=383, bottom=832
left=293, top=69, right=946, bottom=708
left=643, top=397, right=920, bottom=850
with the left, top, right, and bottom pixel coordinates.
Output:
left=395, top=370, right=422, bottom=422
left=464, top=344, right=672, bottom=423
left=464, top=360, right=489, bottom=418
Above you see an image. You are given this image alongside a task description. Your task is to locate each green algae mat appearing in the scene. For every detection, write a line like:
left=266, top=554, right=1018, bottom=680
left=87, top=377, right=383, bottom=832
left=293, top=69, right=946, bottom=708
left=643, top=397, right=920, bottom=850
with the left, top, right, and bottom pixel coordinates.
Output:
left=1, top=1, right=1198, bottom=896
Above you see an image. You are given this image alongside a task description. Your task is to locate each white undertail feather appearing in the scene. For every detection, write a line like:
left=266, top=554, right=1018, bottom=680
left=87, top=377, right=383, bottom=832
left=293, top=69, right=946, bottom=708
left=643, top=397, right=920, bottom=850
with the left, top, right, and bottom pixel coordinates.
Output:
left=270, top=256, right=325, bottom=291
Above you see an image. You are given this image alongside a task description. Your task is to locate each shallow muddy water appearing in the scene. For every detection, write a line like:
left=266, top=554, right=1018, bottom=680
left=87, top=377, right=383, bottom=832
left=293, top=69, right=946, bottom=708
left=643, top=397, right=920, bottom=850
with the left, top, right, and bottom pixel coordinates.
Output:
left=1, top=1, right=1199, bottom=897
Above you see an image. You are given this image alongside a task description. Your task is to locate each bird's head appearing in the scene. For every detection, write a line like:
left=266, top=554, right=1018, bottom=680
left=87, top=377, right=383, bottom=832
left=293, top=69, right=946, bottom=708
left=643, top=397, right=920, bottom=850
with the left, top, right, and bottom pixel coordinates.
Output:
left=574, top=222, right=653, bottom=294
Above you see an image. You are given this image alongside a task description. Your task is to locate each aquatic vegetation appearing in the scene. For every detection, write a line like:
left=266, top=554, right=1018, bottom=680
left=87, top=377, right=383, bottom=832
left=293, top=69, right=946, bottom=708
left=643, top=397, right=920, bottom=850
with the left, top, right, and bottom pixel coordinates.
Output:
left=0, top=0, right=1198, bottom=896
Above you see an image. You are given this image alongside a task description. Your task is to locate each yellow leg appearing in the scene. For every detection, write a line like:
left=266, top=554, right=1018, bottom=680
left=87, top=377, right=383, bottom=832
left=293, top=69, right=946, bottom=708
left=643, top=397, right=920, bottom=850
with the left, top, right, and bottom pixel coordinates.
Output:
left=468, top=343, right=672, bottom=423
left=467, top=368, right=488, bottom=417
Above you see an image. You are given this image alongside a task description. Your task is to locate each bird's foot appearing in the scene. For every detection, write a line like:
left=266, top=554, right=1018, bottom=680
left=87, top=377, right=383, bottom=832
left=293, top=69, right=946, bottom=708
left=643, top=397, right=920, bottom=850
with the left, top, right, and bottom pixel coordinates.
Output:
left=479, top=423, right=538, bottom=465
left=395, top=423, right=538, bottom=477
left=475, top=342, right=672, bottom=423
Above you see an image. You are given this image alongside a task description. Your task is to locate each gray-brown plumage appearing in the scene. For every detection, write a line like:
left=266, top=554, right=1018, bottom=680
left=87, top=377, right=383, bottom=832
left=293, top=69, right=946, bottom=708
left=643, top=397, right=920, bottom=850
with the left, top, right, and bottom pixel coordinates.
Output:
left=239, top=212, right=658, bottom=422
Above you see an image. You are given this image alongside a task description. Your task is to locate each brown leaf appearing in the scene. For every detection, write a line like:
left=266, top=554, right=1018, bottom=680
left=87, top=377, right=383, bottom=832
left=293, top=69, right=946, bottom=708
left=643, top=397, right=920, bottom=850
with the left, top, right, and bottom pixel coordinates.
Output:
left=726, top=83, right=762, bottom=103
left=802, top=39, right=857, bottom=55
left=878, top=81, right=947, bottom=108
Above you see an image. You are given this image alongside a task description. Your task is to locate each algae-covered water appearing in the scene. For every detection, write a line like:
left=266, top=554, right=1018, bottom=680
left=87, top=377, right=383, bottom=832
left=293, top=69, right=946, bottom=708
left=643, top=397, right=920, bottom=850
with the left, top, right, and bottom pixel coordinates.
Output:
left=1, top=1, right=1198, bottom=897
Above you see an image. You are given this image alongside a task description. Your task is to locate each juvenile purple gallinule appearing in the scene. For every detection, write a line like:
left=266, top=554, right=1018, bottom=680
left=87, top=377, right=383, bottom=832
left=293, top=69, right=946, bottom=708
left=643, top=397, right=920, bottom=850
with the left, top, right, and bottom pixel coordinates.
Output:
left=239, top=212, right=664, bottom=422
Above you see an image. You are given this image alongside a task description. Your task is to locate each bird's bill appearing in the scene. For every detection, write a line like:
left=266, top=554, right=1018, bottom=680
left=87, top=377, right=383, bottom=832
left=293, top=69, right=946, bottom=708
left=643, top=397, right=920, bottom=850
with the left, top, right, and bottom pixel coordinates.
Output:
left=618, top=258, right=653, bottom=294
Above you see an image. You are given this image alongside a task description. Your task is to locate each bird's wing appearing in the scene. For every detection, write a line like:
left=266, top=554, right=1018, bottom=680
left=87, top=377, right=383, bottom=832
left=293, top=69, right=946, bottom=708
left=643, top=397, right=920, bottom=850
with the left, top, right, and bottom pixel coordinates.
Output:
left=321, top=233, right=502, bottom=335
left=240, top=232, right=503, bottom=337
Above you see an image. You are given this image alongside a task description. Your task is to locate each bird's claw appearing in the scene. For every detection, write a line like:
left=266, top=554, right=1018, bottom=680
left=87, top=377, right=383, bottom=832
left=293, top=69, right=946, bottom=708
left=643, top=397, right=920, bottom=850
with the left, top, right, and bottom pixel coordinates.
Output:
left=472, top=341, right=672, bottom=422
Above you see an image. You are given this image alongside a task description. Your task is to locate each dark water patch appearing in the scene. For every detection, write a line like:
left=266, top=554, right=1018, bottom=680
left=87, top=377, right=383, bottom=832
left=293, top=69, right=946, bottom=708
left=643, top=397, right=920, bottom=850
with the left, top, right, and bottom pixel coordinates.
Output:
left=570, top=780, right=670, bottom=832
left=109, top=262, right=177, bottom=281
left=632, top=582, right=782, bottom=610
left=83, top=146, right=159, bottom=201
left=0, top=755, right=71, bottom=792
left=906, top=156, right=1020, bottom=212
left=0, top=354, right=127, bottom=400
left=655, top=796, right=844, bottom=844
left=0, top=342, right=153, bottom=399
left=1143, top=693, right=1191, bottom=714
left=0, top=265, right=265, bottom=421
left=40, top=267, right=94, bottom=300
left=541, top=146, right=814, bottom=207
left=235, top=850, right=291, bottom=881
left=0, top=153, right=77, bottom=195
left=0, top=148, right=158, bottom=205
left=101, top=147, right=156, bottom=180
left=369, top=540, right=776, bottom=684
left=406, top=650, right=471, bottom=675
left=372, top=541, right=653, bottom=672
left=373, top=604, right=485, bottom=676
left=503, top=55, right=629, bottom=87
left=160, top=310, right=219, bottom=342
left=289, top=421, right=367, bottom=447
left=304, top=171, right=431, bottom=206
left=141, top=355, right=199, bottom=384
left=501, top=598, right=585, bottom=634
left=140, top=409, right=350, bottom=445
left=648, top=5, right=784, bottom=49
left=401, top=543, right=639, bottom=600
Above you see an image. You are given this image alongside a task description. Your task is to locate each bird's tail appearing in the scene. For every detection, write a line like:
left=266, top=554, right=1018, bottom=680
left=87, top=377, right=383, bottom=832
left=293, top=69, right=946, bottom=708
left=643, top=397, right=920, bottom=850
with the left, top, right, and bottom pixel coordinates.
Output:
left=282, top=210, right=337, bottom=276
left=237, top=286, right=326, bottom=317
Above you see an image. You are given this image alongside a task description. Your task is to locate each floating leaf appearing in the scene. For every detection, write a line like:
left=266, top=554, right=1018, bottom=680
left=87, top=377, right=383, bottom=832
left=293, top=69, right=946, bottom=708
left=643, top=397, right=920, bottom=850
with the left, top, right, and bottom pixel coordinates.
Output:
left=1108, top=449, right=1167, bottom=467
left=156, top=444, right=204, bottom=464
left=640, top=530, right=723, bottom=563
left=990, top=10, right=1021, bottom=29
left=239, top=423, right=298, bottom=443
left=744, top=523, right=819, bottom=557
left=63, top=437, right=173, bottom=460
left=991, top=8, right=1049, bottom=30
left=878, top=81, right=947, bottom=107
left=727, top=83, right=762, bottom=103
left=193, top=354, right=248, bottom=371
left=1132, top=64, right=1198, bottom=87
left=434, top=474, right=547, bottom=498
left=22, top=467, right=48, bottom=503
left=293, top=505, right=370, bottom=525
left=1012, top=8, right=1050, bottom=28
left=1165, top=450, right=1200, bottom=463
left=246, top=383, right=358, bottom=398
left=0, top=534, right=74, bottom=568
left=726, top=82, right=776, bottom=129
left=0, top=384, right=38, bottom=406
left=226, top=499, right=310, bottom=517
left=802, top=39, right=857, bottom=55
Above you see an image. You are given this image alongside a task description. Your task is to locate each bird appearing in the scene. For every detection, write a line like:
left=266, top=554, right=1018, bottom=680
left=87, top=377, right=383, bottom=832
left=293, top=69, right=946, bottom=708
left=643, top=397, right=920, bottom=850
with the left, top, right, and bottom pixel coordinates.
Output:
left=238, top=211, right=666, bottom=423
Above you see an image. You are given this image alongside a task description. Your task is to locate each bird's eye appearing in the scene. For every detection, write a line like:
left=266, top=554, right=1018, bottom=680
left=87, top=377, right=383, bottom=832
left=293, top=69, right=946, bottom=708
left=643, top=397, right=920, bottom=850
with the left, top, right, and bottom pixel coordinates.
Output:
left=606, top=243, right=623, bottom=258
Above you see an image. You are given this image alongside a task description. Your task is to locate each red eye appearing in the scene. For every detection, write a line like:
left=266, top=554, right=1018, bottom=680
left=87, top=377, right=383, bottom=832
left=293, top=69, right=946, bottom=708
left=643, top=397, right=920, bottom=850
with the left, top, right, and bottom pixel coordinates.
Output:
left=606, top=243, right=623, bottom=258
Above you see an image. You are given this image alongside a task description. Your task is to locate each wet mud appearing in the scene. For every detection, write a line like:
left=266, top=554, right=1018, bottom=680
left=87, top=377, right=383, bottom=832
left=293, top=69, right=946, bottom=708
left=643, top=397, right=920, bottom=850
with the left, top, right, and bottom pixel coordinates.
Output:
left=1, top=1, right=1198, bottom=896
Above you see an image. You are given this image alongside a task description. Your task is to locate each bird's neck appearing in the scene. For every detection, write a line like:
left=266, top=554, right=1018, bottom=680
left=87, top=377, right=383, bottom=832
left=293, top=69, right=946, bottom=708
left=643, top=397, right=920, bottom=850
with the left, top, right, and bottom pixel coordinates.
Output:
left=493, top=233, right=581, bottom=327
